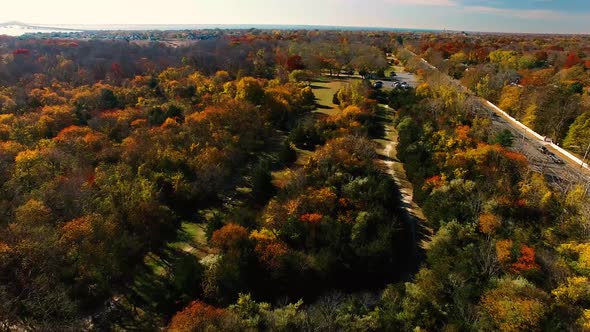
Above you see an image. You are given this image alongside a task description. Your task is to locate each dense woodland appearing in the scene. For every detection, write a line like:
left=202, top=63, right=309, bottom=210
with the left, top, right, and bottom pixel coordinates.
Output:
left=0, top=30, right=589, bottom=331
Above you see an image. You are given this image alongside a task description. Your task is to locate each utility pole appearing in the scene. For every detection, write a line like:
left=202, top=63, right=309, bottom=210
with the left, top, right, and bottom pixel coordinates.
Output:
left=581, top=141, right=590, bottom=169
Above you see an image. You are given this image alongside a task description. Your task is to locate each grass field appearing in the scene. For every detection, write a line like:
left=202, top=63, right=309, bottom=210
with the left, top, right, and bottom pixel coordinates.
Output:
left=168, top=222, right=213, bottom=259
left=311, top=78, right=349, bottom=117
left=271, top=78, right=350, bottom=185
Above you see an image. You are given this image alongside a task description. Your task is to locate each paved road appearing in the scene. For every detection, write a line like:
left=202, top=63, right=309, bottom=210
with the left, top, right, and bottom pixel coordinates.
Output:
left=480, top=99, right=590, bottom=190
left=402, top=49, right=590, bottom=189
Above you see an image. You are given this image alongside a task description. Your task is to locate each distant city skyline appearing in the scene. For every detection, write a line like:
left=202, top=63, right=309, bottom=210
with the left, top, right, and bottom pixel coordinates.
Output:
left=2, top=0, right=590, bottom=34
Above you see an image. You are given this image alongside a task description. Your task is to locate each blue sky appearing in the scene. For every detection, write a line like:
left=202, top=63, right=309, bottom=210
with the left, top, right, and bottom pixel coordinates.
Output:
left=2, top=0, right=590, bottom=33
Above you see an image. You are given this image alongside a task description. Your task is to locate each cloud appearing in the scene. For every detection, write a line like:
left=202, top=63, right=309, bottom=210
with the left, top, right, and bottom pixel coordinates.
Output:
left=462, top=5, right=569, bottom=20
left=387, top=0, right=458, bottom=6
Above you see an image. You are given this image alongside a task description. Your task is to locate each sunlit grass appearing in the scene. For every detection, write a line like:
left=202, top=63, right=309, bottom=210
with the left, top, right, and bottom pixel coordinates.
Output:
left=311, top=78, right=348, bottom=117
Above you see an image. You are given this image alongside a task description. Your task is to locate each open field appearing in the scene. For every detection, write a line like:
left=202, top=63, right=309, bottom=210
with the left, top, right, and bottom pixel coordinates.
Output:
left=311, top=78, right=348, bottom=116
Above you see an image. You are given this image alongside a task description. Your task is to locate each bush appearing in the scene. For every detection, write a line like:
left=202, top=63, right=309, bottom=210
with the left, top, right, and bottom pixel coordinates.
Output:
left=494, top=129, right=515, bottom=147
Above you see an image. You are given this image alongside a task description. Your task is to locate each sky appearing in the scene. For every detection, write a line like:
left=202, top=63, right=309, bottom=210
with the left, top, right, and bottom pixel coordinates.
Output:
left=2, top=0, right=590, bottom=34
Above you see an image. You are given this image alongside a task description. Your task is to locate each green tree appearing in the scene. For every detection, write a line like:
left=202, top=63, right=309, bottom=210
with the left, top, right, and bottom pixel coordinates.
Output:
left=494, top=129, right=515, bottom=147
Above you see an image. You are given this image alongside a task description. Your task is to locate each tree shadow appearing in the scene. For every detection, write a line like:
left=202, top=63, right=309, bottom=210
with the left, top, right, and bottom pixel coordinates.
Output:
left=315, top=103, right=334, bottom=110
left=111, top=226, right=207, bottom=329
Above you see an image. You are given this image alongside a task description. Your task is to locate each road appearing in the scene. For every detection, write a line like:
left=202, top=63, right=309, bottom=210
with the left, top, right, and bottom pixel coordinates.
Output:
left=481, top=99, right=590, bottom=190
left=402, top=49, right=590, bottom=190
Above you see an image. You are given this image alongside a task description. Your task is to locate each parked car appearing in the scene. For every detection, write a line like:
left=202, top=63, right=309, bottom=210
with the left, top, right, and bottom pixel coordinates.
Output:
left=545, top=151, right=564, bottom=164
left=549, top=154, right=564, bottom=164
left=373, top=81, right=383, bottom=89
left=538, top=146, right=548, bottom=154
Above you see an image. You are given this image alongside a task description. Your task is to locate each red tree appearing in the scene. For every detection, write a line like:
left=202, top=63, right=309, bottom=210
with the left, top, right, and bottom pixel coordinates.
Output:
left=211, top=224, right=249, bottom=253
left=286, top=55, right=305, bottom=71
left=564, top=51, right=581, bottom=69
left=511, top=245, right=540, bottom=273
left=169, top=301, right=227, bottom=332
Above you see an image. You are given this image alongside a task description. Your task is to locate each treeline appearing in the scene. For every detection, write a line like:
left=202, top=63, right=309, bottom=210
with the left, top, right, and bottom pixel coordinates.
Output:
left=0, top=30, right=389, bottom=87
left=402, top=32, right=590, bottom=153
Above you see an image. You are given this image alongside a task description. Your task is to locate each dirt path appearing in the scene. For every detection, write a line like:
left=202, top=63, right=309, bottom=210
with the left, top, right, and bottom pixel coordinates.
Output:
left=375, top=106, right=431, bottom=254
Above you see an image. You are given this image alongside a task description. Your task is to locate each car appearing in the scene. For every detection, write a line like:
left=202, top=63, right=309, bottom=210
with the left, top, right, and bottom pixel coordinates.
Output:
left=393, top=81, right=401, bottom=88
left=390, top=72, right=397, bottom=77
left=538, top=146, right=548, bottom=154
left=373, top=81, right=383, bottom=89
left=545, top=151, right=564, bottom=164
left=548, top=154, right=564, bottom=164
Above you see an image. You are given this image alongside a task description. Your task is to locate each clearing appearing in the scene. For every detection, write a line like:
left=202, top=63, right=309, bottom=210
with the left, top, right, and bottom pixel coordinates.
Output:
left=311, top=78, right=350, bottom=116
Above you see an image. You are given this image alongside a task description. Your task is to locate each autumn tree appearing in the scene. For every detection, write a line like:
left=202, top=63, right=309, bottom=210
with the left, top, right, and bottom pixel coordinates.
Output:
left=480, top=277, right=548, bottom=332
left=168, top=301, right=231, bottom=332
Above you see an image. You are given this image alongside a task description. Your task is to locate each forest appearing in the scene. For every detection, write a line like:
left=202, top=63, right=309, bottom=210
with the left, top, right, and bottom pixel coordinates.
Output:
left=0, top=29, right=589, bottom=331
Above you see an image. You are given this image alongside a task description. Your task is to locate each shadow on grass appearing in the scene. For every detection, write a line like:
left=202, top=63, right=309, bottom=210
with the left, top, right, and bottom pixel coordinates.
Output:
left=134, top=248, right=203, bottom=311
left=315, top=103, right=334, bottom=109
left=110, top=225, right=207, bottom=329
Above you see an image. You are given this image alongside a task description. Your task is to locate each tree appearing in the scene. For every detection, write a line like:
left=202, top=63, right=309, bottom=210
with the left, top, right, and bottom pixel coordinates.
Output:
left=488, top=50, right=518, bottom=70
left=499, top=85, right=522, bottom=116
left=169, top=301, right=231, bottom=332
left=1, top=199, right=80, bottom=330
left=480, top=277, right=548, bottom=332
left=99, top=88, right=119, bottom=110
left=518, top=55, right=538, bottom=70
left=564, top=51, right=581, bottom=69
left=479, top=213, right=501, bottom=235
left=511, top=245, right=540, bottom=273
left=552, top=276, right=590, bottom=305
left=288, top=69, right=311, bottom=84
left=286, top=55, right=305, bottom=72
left=236, top=77, right=265, bottom=105
left=563, top=112, right=590, bottom=153
left=279, top=141, right=297, bottom=165
left=494, top=129, right=515, bottom=147
left=251, top=161, right=275, bottom=203
left=211, top=224, right=250, bottom=254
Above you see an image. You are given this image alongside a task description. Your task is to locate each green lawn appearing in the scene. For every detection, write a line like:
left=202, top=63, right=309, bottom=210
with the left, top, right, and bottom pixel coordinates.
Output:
left=311, top=79, right=348, bottom=117
left=168, top=222, right=212, bottom=259
left=270, top=78, right=350, bottom=185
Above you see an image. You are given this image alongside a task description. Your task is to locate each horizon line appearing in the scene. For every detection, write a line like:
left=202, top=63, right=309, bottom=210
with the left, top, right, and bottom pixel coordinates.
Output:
left=2, top=21, right=589, bottom=36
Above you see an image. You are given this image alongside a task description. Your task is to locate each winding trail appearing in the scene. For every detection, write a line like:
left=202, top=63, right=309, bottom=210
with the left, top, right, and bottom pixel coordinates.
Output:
left=375, top=106, right=431, bottom=258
